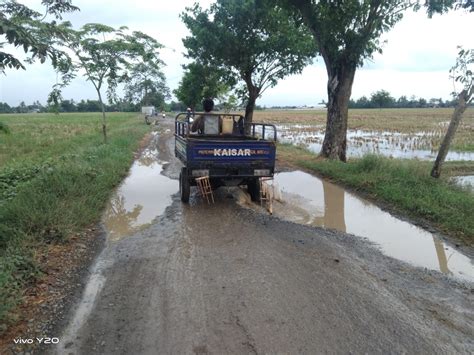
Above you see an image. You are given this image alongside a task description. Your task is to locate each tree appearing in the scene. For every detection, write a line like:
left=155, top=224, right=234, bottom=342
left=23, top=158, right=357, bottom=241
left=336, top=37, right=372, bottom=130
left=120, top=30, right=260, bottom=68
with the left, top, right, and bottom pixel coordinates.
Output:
left=221, top=94, right=239, bottom=112
left=174, top=62, right=231, bottom=110
left=113, top=98, right=139, bottom=112
left=281, top=0, right=474, bottom=161
left=66, top=25, right=163, bottom=142
left=181, top=0, right=315, bottom=133
left=371, top=90, right=394, bottom=109
left=429, top=98, right=441, bottom=107
left=60, top=99, right=77, bottom=112
left=417, top=97, right=427, bottom=108
left=76, top=99, right=101, bottom=112
left=167, top=101, right=187, bottom=112
left=0, top=102, right=13, bottom=113
left=29, top=100, right=44, bottom=112
left=124, top=56, right=170, bottom=108
left=397, top=95, right=409, bottom=108
left=431, top=47, right=473, bottom=178
left=17, top=101, right=28, bottom=113
left=357, top=96, right=371, bottom=108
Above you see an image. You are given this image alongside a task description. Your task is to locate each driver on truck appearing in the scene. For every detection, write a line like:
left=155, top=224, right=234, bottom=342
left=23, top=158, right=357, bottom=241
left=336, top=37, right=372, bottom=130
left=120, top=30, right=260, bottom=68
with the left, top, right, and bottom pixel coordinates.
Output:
left=191, top=98, right=221, bottom=134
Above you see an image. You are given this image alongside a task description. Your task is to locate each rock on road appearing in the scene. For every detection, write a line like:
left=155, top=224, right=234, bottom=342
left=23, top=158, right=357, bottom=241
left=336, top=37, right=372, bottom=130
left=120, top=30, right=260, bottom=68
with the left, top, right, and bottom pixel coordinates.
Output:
left=55, top=118, right=473, bottom=355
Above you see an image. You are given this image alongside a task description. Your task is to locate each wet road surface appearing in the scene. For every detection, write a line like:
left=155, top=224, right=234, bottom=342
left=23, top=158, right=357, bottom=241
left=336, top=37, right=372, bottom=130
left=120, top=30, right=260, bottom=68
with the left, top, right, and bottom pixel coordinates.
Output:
left=56, top=118, right=473, bottom=354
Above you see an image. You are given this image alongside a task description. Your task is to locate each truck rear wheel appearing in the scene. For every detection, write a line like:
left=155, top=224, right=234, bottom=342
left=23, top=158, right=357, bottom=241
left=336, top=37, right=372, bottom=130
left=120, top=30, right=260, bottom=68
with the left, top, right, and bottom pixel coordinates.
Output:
left=247, top=178, right=260, bottom=202
left=180, top=168, right=190, bottom=203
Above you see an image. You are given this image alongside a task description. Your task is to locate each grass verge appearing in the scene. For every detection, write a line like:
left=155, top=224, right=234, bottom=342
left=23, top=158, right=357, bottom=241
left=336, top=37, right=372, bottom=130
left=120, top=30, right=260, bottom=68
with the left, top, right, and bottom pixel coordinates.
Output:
left=277, top=143, right=474, bottom=243
left=0, top=113, right=148, bottom=328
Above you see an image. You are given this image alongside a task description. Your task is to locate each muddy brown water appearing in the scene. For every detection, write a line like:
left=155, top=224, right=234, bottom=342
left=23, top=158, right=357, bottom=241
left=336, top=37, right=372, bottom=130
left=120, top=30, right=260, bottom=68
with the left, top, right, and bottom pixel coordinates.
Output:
left=271, top=171, right=473, bottom=282
left=278, top=125, right=474, bottom=161
left=103, top=146, right=178, bottom=241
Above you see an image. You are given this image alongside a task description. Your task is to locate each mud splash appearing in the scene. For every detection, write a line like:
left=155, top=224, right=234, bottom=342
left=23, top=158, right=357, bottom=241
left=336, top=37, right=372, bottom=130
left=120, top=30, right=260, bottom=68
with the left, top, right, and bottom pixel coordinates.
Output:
left=272, top=171, right=474, bottom=282
left=278, top=125, right=474, bottom=161
left=103, top=142, right=178, bottom=241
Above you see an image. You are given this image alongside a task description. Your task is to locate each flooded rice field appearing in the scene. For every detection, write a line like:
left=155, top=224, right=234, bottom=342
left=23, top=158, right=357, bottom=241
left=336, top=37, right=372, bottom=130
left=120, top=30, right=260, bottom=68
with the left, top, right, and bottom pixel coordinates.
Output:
left=272, top=171, right=474, bottom=282
left=277, top=124, right=474, bottom=161
left=103, top=144, right=178, bottom=241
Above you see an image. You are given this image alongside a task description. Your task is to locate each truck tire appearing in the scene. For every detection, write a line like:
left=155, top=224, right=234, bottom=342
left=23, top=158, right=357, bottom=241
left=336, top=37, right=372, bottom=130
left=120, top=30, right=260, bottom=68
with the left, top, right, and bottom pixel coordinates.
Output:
left=247, top=178, right=260, bottom=202
left=180, top=168, right=190, bottom=203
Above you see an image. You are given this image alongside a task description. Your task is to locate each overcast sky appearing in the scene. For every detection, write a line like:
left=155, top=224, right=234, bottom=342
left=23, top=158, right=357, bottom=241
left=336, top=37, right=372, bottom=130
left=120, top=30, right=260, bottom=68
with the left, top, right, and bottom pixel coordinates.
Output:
left=0, top=0, right=473, bottom=107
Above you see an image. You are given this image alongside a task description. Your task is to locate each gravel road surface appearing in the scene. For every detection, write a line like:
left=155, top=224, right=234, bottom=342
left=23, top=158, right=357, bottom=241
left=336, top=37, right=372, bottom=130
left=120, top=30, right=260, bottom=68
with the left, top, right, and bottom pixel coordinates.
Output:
left=54, top=118, right=473, bottom=355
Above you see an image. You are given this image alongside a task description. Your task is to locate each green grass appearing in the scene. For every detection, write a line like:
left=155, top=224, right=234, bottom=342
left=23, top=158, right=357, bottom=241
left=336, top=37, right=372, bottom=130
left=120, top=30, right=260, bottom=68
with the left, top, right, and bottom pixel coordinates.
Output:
left=277, top=143, right=474, bottom=243
left=0, top=112, right=148, bottom=328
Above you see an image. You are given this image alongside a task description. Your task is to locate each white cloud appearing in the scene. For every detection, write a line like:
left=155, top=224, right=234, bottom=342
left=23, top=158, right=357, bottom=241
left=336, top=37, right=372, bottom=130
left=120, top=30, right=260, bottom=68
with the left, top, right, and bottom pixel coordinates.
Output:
left=365, top=10, right=474, bottom=72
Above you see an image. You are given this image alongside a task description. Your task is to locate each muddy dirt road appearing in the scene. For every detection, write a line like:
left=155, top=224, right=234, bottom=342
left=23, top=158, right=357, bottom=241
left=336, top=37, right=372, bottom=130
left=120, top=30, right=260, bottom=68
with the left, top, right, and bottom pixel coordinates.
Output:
left=55, top=118, right=473, bottom=354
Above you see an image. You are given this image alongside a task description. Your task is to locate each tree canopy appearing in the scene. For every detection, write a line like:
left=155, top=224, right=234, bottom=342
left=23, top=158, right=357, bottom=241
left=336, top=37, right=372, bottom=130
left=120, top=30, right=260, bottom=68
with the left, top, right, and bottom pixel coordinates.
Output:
left=181, top=0, right=315, bottom=130
left=124, top=61, right=170, bottom=109
left=174, top=62, right=232, bottom=110
left=0, top=0, right=78, bottom=72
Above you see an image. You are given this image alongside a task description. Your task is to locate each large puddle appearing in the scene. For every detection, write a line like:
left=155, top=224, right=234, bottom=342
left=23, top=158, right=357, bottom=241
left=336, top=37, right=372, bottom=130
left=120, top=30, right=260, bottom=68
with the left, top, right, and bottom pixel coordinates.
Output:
left=272, top=171, right=474, bottom=282
left=278, top=125, right=474, bottom=161
left=103, top=141, right=178, bottom=241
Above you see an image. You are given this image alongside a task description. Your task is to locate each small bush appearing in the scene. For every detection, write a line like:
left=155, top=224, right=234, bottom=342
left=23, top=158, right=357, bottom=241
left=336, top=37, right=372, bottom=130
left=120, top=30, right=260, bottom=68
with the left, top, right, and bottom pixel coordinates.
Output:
left=0, top=121, right=10, bottom=134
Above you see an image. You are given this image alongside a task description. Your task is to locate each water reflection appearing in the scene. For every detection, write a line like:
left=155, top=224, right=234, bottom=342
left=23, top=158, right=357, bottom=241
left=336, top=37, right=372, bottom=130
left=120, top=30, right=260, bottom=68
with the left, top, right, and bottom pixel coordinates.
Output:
left=103, top=148, right=178, bottom=241
left=274, top=171, right=473, bottom=282
left=324, top=181, right=346, bottom=232
left=104, top=196, right=143, bottom=240
left=433, top=237, right=451, bottom=275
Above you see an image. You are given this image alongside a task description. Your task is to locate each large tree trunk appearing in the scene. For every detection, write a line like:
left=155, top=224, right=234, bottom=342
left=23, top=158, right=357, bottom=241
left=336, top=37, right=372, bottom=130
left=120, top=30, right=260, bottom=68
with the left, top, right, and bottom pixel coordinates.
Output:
left=244, top=83, right=259, bottom=136
left=431, top=89, right=471, bottom=178
left=97, top=89, right=108, bottom=144
left=320, top=65, right=356, bottom=161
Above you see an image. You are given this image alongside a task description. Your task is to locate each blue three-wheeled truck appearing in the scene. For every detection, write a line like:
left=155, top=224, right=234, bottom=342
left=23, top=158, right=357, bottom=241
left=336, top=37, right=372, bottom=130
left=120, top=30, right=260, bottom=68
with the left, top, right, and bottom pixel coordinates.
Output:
left=175, top=112, right=277, bottom=202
